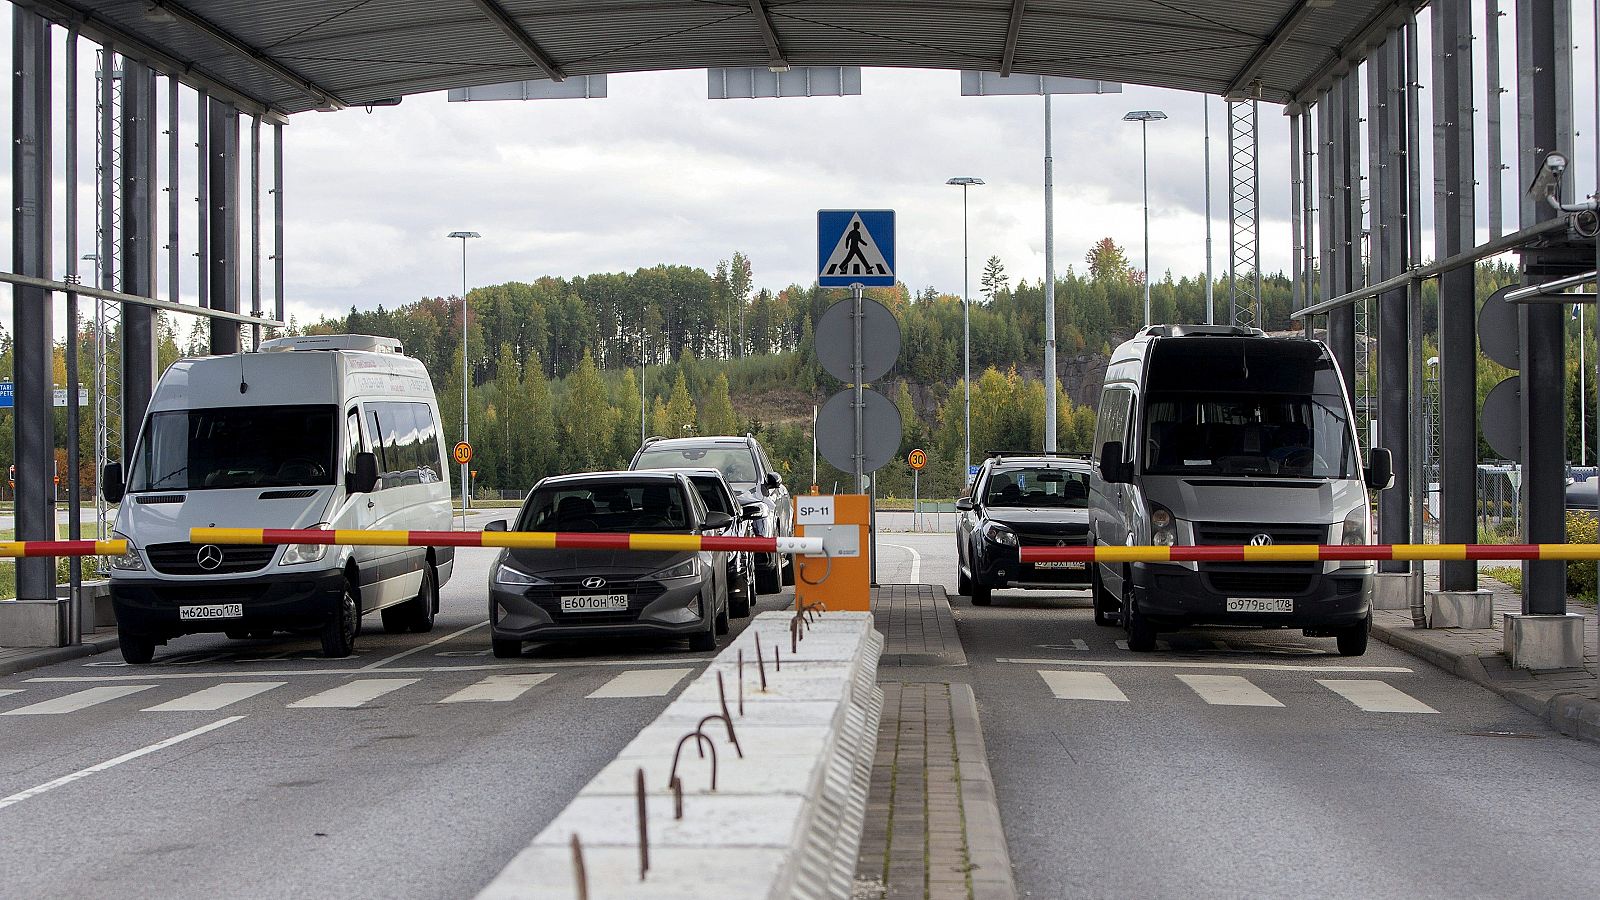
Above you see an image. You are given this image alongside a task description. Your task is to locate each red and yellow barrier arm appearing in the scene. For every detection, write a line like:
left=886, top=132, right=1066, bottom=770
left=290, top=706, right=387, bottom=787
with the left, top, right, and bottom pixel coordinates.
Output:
left=191, top=528, right=826, bottom=555
left=1020, top=544, right=1600, bottom=563
left=0, top=540, right=126, bottom=558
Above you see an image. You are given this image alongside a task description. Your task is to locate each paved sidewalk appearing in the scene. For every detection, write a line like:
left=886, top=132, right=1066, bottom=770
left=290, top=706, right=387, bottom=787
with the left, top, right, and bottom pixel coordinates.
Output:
left=1372, top=574, right=1600, bottom=744
left=856, top=585, right=1014, bottom=900
left=0, top=627, right=119, bottom=676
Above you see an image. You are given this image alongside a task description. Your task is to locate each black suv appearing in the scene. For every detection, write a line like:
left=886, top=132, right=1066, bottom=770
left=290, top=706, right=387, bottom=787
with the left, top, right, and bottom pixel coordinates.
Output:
left=956, top=453, right=1094, bottom=606
left=630, top=434, right=793, bottom=594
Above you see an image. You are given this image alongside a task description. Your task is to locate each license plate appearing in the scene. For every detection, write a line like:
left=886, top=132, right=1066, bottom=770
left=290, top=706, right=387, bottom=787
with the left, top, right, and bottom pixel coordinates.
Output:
left=178, top=603, right=244, bottom=621
left=560, top=593, right=629, bottom=613
left=1226, top=598, right=1294, bottom=614
left=1034, top=561, right=1085, bottom=570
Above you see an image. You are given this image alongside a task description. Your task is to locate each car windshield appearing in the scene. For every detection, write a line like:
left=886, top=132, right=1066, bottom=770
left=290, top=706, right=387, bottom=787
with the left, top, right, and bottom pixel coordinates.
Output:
left=128, top=405, right=338, bottom=491
left=1143, top=393, right=1358, bottom=478
left=984, top=467, right=1089, bottom=508
left=517, top=480, right=692, bottom=532
left=634, top=445, right=759, bottom=486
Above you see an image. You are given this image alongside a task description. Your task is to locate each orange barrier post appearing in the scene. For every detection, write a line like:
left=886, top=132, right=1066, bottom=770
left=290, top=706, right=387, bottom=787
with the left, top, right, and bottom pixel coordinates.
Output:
left=793, top=494, right=871, bottom=612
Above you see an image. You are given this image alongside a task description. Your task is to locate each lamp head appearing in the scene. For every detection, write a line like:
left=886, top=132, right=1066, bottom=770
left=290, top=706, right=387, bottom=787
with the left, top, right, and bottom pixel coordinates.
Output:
left=945, top=177, right=985, bottom=186
left=447, top=231, right=481, bottom=239
left=1122, top=110, right=1168, bottom=122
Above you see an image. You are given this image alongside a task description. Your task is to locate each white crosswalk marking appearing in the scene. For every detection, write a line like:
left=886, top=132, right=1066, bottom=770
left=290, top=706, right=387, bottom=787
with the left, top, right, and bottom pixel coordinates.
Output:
left=440, top=673, right=553, bottom=704
left=1039, top=670, right=1128, bottom=702
left=0, top=689, right=24, bottom=699
left=2, top=685, right=156, bottom=716
left=1176, top=674, right=1284, bottom=707
left=143, top=682, right=286, bottom=712
left=287, top=678, right=418, bottom=709
left=587, top=668, right=692, bottom=699
left=1317, top=679, right=1438, bottom=713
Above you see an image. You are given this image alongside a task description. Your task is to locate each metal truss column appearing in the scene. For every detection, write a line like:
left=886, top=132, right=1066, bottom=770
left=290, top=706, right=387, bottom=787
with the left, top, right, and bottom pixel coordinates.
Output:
left=1370, top=33, right=1410, bottom=570
left=1516, top=0, right=1569, bottom=614
left=119, top=60, right=159, bottom=462
left=1434, top=0, right=1479, bottom=591
left=12, top=7, right=56, bottom=604
left=1226, top=99, right=1261, bottom=327
left=209, top=97, right=241, bottom=354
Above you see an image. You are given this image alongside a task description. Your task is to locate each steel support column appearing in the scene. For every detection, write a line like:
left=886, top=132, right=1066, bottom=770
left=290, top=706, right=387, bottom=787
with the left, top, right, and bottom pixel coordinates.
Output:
left=1289, top=105, right=1304, bottom=317
left=208, top=97, right=241, bottom=353
left=11, top=7, right=56, bottom=604
left=1371, top=35, right=1409, bottom=570
left=1516, top=0, right=1568, bottom=614
left=1326, top=75, right=1360, bottom=401
left=1434, top=0, right=1478, bottom=591
left=119, top=60, right=158, bottom=462
left=1227, top=99, right=1261, bottom=327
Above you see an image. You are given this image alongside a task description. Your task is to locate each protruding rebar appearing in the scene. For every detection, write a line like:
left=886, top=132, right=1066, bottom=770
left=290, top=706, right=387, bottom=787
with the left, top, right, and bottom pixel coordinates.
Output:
left=668, top=730, right=719, bottom=792
left=755, top=632, right=767, bottom=690
left=715, top=671, right=743, bottom=756
left=671, top=775, right=684, bottom=819
left=571, top=834, right=589, bottom=900
left=737, top=650, right=745, bottom=715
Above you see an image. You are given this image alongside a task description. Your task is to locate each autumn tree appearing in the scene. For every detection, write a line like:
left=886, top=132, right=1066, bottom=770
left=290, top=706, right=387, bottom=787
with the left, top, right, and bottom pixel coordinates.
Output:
left=1085, top=238, right=1133, bottom=283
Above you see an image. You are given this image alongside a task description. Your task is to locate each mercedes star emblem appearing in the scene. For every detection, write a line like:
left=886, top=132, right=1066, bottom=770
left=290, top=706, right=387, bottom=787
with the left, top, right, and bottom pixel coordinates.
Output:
left=582, top=576, right=607, bottom=590
left=196, top=544, right=225, bottom=571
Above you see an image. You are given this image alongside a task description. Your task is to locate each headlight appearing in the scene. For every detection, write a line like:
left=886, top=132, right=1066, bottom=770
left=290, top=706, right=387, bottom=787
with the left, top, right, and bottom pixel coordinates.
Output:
left=1342, top=508, right=1370, bottom=545
left=1149, top=503, right=1177, bottom=546
left=494, top=563, right=545, bottom=586
left=109, top=531, right=144, bottom=571
left=651, top=558, right=698, bottom=580
left=280, top=524, right=331, bottom=566
left=984, top=524, right=1019, bottom=547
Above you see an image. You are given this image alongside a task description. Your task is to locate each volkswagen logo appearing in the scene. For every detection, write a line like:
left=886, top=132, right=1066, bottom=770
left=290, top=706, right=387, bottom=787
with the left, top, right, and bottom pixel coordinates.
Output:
left=582, top=576, right=607, bottom=590
left=195, top=544, right=225, bottom=571
left=1248, top=533, right=1275, bottom=547
left=1056, top=540, right=1067, bottom=547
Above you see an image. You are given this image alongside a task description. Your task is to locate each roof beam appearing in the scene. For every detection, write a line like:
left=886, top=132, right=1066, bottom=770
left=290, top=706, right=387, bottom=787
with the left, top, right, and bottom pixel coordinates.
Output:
left=149, top=0, right=348, bottom=109
left=1225, top=0, right=1318, bottom=98
left=465, top=0, right=567, bottom=82
left=1290, top=1, right=1419, bottom=104
left=747, top=0, right=791, bottom=71
left=1000, top=0, right=1026, bottom=77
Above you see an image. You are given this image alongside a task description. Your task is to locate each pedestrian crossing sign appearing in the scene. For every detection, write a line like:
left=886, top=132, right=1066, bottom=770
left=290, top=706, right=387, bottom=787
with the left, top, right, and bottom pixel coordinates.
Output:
left=818, top=209, right=895, bottom=287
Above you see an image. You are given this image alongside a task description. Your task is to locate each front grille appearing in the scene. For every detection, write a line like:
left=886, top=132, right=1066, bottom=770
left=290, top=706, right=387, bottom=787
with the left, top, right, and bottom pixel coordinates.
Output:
left=518, top=580, right=669, bottom=625
left=1194, top=522, right=1327, bottom=546
left=135, top=494, right=185, bottom=505
left=1204, top=571, right=1315, bottom=595
left=1017, top=526, right=1089, bottom=547
left=146, top=542, right=277, bottom=575
left=1194, top=522, right=1323, bottom=596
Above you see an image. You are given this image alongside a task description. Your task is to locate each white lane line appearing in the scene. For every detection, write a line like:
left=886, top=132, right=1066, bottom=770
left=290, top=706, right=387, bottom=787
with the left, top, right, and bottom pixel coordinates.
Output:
left=1039, top=670, right=1128, bottom=702
left=1317, top=679, right=1439, bottom=714
left=884, top=543, right=922, bottom=584
left=1176, top=674, right=1284, bottom=707
left=0, top=689, right=24, bottom=698
left=143, top=682, right=287, bottom=712
left=2, top=685, right=156, bottom=716
left=0, top=716, right=244, bottom=812
left=1071, top=639, right=1089, bottom=651
left=287, top=678, right=419, bottom=709
left=361, top=620, right=490, bottom=670
left=29, top=656, right=711, bottom=683
left=998, top=657, right=1413, bottom=674
left=440, top=673, right=553, bottom=704
left=587, top=668, right=693, bottom=699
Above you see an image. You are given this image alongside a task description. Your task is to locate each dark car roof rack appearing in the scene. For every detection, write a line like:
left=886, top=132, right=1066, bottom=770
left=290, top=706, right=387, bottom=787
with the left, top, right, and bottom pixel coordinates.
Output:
left=984, top=450, right=1091, bottom=460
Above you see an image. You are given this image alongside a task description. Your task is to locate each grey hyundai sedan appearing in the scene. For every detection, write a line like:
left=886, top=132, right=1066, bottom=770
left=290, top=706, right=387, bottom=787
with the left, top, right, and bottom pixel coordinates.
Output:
left=487, top=470, right=732, bottom=658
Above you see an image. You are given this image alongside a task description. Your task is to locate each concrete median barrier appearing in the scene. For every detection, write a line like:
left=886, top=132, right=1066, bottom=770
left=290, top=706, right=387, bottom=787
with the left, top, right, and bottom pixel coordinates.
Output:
left=477, top=610, right=884, bottom=900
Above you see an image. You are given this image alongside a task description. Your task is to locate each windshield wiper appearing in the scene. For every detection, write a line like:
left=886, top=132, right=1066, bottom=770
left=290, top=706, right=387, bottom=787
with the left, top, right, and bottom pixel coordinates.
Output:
left=146, top=464, right=189, bottom=490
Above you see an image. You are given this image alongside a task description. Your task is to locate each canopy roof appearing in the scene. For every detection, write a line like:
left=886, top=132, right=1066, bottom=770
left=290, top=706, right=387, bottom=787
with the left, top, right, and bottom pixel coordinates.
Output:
left=25, top=0, right=1417, bottom=116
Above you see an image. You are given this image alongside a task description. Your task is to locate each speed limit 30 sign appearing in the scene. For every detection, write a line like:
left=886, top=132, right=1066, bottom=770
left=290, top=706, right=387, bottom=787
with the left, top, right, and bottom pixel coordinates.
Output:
left=907, top=448, right=927, bottom=470
left=453, top=441, right=473, bottom=465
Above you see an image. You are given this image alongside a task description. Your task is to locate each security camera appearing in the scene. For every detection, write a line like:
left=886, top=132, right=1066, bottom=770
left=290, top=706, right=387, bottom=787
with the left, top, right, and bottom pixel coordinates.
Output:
left=1545, top=152, right=1568, bottom=176
left=1529, top=150, right=1568, bottom=200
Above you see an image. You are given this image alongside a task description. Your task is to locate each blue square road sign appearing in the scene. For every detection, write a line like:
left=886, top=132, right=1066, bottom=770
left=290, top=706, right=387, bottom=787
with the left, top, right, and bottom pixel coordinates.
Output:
left=818, top=210, right=896, bottom=287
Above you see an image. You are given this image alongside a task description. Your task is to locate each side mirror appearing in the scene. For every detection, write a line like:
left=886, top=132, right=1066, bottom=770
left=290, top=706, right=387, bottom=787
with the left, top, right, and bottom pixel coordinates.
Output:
left=702, top=511, right=734, bottom=531
left=740, top=503, right=765, bottom=521
left=954, top=497, right=975, bottom=512
left=484, top=519, right=508, bottom=532
left=1365, top=448, right=1395, bottom=491
left=763, top=472, right=782, bottom=492
left=1098, top=441, right=1133, bottom=484
left=348, top=452, right=380, bottom=494
left=101, top=462, right=125, bottom=504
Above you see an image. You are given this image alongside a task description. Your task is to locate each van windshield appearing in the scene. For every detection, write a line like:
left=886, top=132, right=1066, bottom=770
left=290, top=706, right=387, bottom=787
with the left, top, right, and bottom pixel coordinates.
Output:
left=1143, top=394, right=1357, bottom=478
left=129, top=405, right=338, bottom=491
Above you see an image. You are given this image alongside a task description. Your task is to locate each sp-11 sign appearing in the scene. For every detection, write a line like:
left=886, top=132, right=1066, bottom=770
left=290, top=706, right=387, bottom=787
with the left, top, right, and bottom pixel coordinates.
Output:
left=796, top=495, right=836, bottom=526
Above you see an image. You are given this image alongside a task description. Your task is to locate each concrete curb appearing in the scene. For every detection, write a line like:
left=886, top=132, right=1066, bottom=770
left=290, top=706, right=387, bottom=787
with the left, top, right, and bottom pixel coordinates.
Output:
left=0, top=632, right=119, bottom=677
left=948, top=683, right=1017, bottom=900
left=1371, top=620, right=1600, bottom=745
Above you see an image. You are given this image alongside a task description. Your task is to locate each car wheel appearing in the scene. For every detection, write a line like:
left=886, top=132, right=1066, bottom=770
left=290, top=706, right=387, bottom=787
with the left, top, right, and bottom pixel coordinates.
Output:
left=1335, top=615, right=1370, bottom=657
left=1125, top=596, right=1157, bottom=652
left=970, top=582, right=992, bottom=606
left=407, top=564, right=438, bottom=633
left=756, top=558, right=782, bottom=595
left=729, top=568, right=752, bottom=618
left=380, top=606, right=410, bottom=634
left=118, top=628, right=156, bottom=665
left=320, top=580, right=360, bottom=659
left=689, top=597, right=718, bottom=652
left=1091, top=568, right=1118, bottom=627
left=781, top=553, right=795, bottom=586
left=957, top=568, right=972, bottom=596
left=491, top=637, right=522, bottom=659
left=714, top=594, right=731, bottom=635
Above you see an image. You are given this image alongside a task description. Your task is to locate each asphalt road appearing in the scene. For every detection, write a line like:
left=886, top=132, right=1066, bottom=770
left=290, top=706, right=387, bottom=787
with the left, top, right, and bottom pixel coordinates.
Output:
left=0, top=510, right=797, bottom=900
left=880, top=530, right=1600, bottom=899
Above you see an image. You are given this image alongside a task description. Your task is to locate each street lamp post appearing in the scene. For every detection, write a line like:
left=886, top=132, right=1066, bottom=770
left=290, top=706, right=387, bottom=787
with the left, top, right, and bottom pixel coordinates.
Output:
left=1122, top=110, right=1167, bottom=327
left=448, top=231, right=480, bottom=520
left=946, top=176, right=984, bottom=485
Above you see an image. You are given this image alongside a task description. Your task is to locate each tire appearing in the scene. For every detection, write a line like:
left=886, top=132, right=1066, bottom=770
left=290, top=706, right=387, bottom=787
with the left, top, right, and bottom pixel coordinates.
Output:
left=407, top=564, right=438, bottom=633
left=320, top=580, right=360, bottom=659
left=957, top=569, right=972, bottom=596
left=491, top=637, right=522, bottom=659
left=781, top=554, right=795, bottom=586
left=1091, top=568, right=1117, bottom=627
left=970, top=582, right=993, bottom=606
left=689, top=593, right=719, bottom=652
left=380, top=607, right=411, bottom=634
left=1125, top=597, right=1157, bottom=652
left=1336, top=615, right=1370, bottom=657
left=729, top=567, right=752, bottom=618
left=119, top=628, right=156, bottom=665
left=714, top=594, right=731, bottom=635
left=756, top=558, right=782, bottom=595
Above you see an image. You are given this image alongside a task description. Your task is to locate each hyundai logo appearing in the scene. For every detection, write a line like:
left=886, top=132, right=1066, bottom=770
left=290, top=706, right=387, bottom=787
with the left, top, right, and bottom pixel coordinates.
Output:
left=1248, top=533, right=1274, bottom=546
left=582, top=576, right=607, bottom=590
left=196, top=544, right=224, bottom=571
